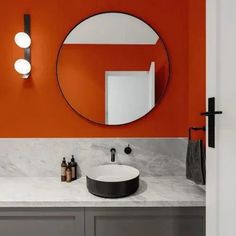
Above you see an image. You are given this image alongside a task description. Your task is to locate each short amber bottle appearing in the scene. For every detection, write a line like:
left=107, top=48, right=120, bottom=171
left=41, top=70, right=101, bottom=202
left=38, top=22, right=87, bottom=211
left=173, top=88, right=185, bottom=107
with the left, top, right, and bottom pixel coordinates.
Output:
left=66, top=163, right=72, bottom=183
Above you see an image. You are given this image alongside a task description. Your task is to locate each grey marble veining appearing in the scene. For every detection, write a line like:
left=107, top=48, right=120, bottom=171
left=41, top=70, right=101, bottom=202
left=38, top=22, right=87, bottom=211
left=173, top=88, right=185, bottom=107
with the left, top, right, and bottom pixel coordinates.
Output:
left=0, top=176, right=205, bottom=207
left=0, top=138, right=187, bottom=177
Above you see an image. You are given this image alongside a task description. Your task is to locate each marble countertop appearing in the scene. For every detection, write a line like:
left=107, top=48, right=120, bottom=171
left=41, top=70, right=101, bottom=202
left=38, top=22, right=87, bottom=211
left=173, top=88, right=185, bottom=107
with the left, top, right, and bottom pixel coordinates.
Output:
left=0, top=176, right=205, bottom=208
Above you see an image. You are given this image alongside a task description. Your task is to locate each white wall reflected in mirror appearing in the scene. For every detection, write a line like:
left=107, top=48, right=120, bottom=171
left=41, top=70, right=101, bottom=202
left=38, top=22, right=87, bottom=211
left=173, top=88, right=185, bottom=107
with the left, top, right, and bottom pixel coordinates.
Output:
left=64, top=13, right=159, bottom=45
left=105, top=62, right=155, bottom=125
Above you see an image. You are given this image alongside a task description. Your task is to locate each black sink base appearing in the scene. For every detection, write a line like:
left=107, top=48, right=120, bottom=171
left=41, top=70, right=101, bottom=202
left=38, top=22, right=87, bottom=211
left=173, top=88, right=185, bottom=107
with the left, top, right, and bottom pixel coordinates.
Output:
left=86, top=176, right=139, bottom=198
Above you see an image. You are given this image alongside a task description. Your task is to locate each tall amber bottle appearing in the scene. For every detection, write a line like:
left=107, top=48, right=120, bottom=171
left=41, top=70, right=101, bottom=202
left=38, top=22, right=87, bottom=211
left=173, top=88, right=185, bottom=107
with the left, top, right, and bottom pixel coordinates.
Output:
left=61, top=157, right=67, bottom=182
left=70, top=155, right=77, bottom=181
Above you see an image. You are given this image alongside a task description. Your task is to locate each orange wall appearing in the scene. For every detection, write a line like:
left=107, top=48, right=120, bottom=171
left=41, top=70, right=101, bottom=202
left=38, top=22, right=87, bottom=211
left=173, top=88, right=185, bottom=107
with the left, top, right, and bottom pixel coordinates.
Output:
left=0, top=0, right=205, bottom=138
left=188, top=0, right=206, bottom=140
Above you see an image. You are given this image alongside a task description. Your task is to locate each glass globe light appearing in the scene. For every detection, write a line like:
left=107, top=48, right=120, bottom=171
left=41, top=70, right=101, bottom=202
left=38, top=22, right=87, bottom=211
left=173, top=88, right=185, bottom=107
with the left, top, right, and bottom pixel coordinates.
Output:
left=14, top=32, right=31, bottom=48
left=14, top=59, right=31, bottom=75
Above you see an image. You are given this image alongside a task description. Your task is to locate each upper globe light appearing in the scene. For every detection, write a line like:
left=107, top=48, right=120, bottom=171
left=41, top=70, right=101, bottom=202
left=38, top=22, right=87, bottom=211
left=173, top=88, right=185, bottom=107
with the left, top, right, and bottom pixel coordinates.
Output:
left=14, top=32, right=31, bottom=48
left=14, top=59, right=31, bottom=75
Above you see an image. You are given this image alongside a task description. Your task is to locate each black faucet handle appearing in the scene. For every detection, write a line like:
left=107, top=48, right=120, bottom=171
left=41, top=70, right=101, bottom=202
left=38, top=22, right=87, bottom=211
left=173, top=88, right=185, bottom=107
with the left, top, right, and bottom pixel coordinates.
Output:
left=124, top=145, right=132, bottom=155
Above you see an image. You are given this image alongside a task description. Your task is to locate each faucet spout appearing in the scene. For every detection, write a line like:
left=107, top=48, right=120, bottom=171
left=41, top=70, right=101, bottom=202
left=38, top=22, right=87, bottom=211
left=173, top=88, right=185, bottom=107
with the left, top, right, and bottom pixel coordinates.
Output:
left=110, top=148, right=116, bottom=162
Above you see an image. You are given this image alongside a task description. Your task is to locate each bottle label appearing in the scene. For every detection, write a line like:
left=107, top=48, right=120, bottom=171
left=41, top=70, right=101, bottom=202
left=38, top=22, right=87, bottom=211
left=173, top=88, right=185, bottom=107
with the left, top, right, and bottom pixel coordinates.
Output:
left=71, top=167, right=76, bottom=179
left=66, top=169, right=72, bottom=182
left=61, top=167, right=66, bottom=176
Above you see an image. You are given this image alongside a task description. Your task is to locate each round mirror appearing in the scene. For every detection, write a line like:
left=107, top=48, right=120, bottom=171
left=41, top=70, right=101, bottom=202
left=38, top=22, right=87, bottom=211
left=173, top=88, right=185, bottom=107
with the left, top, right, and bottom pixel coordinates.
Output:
left=57, top=12, right=170, bottom=125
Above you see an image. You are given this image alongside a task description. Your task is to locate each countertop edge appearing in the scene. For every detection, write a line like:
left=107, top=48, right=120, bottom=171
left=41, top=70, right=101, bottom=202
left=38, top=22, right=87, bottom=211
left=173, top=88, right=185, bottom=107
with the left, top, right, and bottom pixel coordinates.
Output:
left=0, top=201, right=205, bottom=208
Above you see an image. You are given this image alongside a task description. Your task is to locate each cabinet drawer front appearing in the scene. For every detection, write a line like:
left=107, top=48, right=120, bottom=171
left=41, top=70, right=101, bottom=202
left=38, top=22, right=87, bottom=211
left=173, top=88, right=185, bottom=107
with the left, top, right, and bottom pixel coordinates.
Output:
left=85, top=207, right=205, bottom=236
left=0, top=208, right=84, bottom=236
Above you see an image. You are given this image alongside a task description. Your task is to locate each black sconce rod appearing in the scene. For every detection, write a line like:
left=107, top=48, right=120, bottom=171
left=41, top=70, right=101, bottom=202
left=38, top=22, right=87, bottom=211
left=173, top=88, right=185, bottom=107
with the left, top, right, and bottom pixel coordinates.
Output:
left=24, top=14, right=31, bottom=64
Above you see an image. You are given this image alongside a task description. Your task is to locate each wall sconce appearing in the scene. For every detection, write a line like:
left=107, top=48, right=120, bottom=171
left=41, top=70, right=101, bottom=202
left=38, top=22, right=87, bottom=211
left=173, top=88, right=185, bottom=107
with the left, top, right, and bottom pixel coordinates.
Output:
left=14, top=14, right=31, bottom=79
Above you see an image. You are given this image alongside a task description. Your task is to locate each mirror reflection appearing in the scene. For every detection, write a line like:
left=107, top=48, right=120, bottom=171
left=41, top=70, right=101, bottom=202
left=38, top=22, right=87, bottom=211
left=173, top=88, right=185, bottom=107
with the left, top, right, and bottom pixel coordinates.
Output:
left=57, top=12, right=170, bottom=125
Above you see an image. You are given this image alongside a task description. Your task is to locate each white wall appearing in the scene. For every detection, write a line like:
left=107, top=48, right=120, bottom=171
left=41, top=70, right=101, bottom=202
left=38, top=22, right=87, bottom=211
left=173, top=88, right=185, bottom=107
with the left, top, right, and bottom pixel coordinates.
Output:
left=105, top=71, right=149, bottom=125
left=148, top=62, right=155, bottom=110
left=207, top=0, right=236, bottom=236
left=105, top=63, right=155, bottom=125
left=218, top=0, right=236, bottom=235
left=64, top=13, right=159, bottom=45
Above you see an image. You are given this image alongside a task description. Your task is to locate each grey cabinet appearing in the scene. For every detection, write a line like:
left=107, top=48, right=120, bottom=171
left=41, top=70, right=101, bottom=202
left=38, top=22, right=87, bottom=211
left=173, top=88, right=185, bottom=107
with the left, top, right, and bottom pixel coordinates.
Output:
left=85, top=207, right=205, bottom=236
left=0, top=208, right=84, bottom=236
left=0, top=207, right=205, bottom=236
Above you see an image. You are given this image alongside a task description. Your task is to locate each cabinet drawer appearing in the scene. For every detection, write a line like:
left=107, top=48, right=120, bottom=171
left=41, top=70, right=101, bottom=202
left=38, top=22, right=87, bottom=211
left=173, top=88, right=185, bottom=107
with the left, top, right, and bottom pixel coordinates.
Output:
left=0, top=208, right=84, bottom=236
left=85, top=207, right=205, bottom=236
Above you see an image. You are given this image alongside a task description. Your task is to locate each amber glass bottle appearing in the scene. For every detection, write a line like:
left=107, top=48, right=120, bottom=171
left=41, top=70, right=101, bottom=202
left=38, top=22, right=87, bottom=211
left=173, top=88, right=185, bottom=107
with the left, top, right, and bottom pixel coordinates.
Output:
left=70, top=155, right=77, bottom=181
left=66, top=163, right=72, bottom=183
left=61, top=157, right=67, bottom=182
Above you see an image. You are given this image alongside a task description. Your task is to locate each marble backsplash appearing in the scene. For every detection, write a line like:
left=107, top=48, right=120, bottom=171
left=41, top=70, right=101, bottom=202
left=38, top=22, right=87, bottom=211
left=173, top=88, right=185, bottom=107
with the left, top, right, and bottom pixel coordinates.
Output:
left=0, top=138, right=188, bottom=177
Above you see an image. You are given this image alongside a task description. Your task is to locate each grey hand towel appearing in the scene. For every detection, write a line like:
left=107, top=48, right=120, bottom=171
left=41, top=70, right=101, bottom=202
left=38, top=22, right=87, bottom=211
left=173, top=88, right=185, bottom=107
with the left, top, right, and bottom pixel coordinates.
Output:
left=186, top=140, right=206, bottom=185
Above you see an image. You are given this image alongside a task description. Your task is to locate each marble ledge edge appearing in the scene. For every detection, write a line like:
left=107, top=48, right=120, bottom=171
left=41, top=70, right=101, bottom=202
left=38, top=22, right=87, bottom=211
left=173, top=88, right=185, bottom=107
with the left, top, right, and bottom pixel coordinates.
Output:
left=0, top=200, right=205, bottom=208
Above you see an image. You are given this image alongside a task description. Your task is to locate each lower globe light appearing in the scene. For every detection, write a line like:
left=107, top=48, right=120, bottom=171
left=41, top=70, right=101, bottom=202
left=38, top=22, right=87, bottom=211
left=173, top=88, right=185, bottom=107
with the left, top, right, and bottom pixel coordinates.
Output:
left=14, top=59, right=31, bottom=75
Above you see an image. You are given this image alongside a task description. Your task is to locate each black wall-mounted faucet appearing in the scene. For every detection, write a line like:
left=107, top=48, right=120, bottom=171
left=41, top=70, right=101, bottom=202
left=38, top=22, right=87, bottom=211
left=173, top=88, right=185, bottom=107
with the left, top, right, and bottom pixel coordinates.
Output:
left=110, top=148, right=116, bottom=162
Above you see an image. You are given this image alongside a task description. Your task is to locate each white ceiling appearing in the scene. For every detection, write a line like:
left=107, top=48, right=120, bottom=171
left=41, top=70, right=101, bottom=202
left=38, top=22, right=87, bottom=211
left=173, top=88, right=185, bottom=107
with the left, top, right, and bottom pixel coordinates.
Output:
left=64, top=13, right=159, bottom=45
